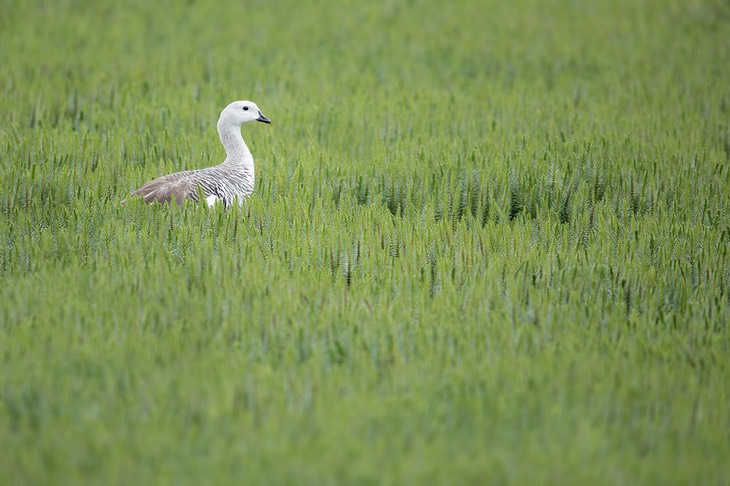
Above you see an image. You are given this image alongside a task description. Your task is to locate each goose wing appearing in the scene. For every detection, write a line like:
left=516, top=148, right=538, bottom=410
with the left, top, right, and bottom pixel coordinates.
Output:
left=127, top=171, right=201, bottom=206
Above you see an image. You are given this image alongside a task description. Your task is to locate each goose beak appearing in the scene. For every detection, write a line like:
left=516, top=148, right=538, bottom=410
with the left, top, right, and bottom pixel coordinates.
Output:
left=256, top=111, right=271, bottom=124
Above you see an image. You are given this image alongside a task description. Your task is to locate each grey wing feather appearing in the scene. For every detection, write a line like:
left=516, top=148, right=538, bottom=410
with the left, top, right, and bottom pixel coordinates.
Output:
left=127, top=172, right=201, bottom=206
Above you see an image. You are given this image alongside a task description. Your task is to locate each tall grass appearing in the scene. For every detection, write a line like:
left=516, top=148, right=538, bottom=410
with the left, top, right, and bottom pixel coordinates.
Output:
left=1, top=0, right=729, bottom=483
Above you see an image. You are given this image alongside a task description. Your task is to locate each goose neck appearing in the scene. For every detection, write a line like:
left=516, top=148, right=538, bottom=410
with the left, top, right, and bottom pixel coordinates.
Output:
left=218, top=123, right=251, bottom=164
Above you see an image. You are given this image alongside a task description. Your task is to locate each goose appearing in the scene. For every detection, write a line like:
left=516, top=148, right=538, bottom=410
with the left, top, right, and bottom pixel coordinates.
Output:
left=124, top=100, right=271, bottom=207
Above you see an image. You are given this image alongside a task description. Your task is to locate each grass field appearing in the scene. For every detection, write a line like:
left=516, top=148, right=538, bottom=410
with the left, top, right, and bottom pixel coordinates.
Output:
left=1, top=0, right=730, bottom=483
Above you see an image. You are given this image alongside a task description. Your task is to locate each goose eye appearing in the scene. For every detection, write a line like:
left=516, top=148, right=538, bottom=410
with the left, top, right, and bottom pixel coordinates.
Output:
left=243, top=106, right=249, bottom=111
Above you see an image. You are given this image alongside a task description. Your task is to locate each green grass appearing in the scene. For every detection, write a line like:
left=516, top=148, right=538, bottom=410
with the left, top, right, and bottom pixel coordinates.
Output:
left=1, top=0, right=730, bottom=483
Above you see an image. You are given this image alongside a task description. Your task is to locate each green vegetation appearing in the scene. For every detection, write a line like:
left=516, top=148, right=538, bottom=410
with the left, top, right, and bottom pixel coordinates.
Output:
left=1, top=0, right=729, bottom=483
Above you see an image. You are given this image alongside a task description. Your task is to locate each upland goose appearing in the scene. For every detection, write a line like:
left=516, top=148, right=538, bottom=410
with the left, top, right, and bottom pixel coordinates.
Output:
left=125, top=100, right=271, bottom=207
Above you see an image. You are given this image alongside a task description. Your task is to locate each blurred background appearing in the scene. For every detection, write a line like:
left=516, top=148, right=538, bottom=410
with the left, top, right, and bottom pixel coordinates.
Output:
left=4, top=0, right=727, bottom=164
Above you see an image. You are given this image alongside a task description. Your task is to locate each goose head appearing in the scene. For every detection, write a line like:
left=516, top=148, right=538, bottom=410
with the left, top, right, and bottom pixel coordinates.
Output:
left=219, top=100, right=271, bottom=127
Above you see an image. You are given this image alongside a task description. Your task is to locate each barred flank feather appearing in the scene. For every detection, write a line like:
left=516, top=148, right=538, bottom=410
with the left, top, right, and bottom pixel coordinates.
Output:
left=129, top=164, right=254, bottom=207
